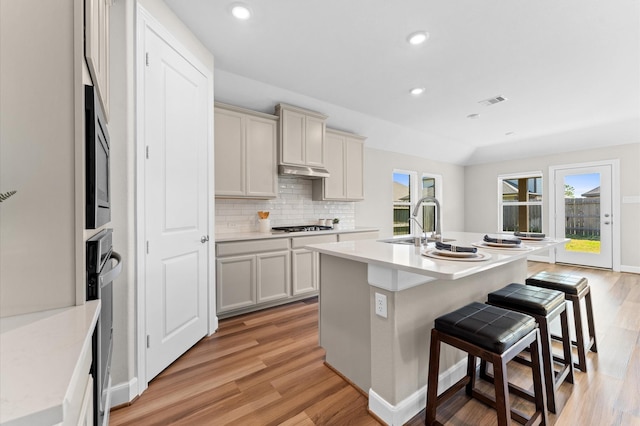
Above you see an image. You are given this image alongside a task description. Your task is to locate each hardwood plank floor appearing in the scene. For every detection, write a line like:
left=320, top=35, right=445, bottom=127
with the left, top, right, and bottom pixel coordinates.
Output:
left=110, top=263, right=640, bottom=425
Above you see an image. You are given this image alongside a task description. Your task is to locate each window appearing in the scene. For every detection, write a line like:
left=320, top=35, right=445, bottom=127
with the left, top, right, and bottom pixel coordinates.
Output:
left=393, top=171, right=412, bottom=235
left=499, top=173, right=543, bottom=233
left=393, top=171, right=441, bottom=236
left=421, top=175, right=436, bottom=234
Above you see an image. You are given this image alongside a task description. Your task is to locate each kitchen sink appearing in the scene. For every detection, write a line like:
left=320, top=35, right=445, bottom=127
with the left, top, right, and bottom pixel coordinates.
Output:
left=379, top=236, right=455, bottom=245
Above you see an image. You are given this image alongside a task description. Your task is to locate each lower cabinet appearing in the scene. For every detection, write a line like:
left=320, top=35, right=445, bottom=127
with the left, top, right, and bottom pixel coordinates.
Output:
left=216, top=238, right=291, bottom=314
left=290, top=234, right=338, bottom=296
left=256, top=251, right=290, bottom=303
left=217, top=254, right=257, bottom=312
left=338, top=231, right=379, bottom=242
left=291, top=249, right=317, bottom=295
left=216, top=231, right=376, bottom=317
left=65, top=331, right=95, bottom=426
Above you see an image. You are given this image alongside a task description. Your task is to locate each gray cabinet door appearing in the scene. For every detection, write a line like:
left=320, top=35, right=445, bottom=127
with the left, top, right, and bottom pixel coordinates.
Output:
left=256, top=251, right=290, bottom=302
left=216, top=255, right=256, bottom=312
left=291, top=249, right=317, bottom=295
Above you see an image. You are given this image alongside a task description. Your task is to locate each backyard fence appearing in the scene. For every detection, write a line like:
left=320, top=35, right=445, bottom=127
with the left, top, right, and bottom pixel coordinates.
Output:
left=564, top=197, right=600, bottom=238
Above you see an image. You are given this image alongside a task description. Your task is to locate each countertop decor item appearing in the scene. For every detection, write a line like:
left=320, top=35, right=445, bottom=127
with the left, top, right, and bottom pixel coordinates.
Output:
left=332, top=218, right=340, bottom=229
left=483, top=234, right=521, bottom=245
left=258, top=211, right=271, bottom=233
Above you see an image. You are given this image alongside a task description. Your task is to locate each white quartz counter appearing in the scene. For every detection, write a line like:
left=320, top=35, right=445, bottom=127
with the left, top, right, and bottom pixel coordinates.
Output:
left=215, top=226, right=379, bottom=242
left=307, top=231, right=564, bottom=282
left=0, top=301, right=100, bottom=426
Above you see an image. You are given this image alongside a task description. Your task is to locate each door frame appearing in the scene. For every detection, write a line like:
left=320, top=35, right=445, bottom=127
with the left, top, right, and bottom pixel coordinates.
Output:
left=548, top=159, right=620, bottom=271
left=135, top=5, right=216, bottom=395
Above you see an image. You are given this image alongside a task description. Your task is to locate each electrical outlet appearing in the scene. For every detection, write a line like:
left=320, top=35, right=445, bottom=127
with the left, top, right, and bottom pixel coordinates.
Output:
left=375, top=292, right=387, bottom=318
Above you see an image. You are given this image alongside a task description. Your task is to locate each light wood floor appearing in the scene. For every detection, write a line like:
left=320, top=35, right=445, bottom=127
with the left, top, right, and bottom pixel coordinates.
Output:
left=110, top=263, right=640, bottom=425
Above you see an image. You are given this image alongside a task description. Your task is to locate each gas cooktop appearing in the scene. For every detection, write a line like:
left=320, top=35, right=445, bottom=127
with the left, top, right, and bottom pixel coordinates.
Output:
left=271, top=225, right=333, bottom=233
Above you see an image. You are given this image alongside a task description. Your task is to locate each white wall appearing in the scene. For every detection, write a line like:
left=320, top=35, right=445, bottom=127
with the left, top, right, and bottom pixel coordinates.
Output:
left=464, top=143, right=640, bottom=271
left=357, top=148, right=466, bottom=238
left=0, top=0, right=77, bottom=317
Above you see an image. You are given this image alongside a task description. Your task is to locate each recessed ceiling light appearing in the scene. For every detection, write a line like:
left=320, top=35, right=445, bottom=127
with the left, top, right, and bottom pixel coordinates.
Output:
left=231, top=4, right=252, bottom=20
left=407, top=31, right=429, bottom=45
left=466, top=113, right=480, bottom=119
left=410, top=87, right=425, bottom=95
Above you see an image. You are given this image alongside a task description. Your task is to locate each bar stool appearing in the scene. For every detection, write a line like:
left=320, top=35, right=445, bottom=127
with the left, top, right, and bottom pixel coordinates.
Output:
left=486, top=283, right=574, bottom=413
left=426, top=302, right=548, bottom=426
left=526, top=271, right=597, bottom=372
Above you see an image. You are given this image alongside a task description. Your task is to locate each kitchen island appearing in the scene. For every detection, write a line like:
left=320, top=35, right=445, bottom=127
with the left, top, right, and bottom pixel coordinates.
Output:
left=306, top=231, right=565, bottom=426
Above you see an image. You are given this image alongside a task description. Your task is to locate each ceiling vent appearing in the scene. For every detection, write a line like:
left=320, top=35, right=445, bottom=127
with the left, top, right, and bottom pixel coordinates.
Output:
left=479, top=95, right=508, bottom=106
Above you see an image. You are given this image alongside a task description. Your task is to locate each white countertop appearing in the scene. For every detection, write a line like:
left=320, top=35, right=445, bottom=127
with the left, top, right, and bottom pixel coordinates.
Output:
left=0, top=301, right=100, bottom=426
left=306, top=231, right=565, bottom=281
left=215, top=226, right=379, bottom=242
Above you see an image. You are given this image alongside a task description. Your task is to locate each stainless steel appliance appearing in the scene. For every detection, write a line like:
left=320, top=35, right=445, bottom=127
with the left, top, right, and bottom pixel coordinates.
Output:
left=271, top=225, right=333, bottom=232
left=86, top=229, right=122, bottom=426
left=85, top=85, right=111, bottom=229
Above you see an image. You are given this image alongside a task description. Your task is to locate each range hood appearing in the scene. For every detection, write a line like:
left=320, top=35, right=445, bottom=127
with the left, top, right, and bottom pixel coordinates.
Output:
left=278, top=164, right=330, bottom=179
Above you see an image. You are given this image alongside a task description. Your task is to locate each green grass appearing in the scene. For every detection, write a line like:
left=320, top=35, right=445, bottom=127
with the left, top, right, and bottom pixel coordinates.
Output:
left=565, top=239, right=601, bottom=253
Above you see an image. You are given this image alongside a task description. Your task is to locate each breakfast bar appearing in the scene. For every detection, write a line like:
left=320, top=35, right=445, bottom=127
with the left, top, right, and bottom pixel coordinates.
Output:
left=306, top=231, right=566, bottom=426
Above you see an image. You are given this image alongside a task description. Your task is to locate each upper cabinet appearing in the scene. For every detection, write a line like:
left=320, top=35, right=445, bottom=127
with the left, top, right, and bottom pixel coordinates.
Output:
left=276, top=103, right=328, bottom=169
left=85, top=0, right=110, bottom=122
left=214, top=103, right=278, bottom=199
left=313, top=128, right=365, bottom=201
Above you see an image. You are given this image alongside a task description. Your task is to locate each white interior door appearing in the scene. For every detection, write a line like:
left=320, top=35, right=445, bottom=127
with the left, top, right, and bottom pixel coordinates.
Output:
left=554, top=165, right=612, bottom=268
left=144, top=26, right=209, bottom=380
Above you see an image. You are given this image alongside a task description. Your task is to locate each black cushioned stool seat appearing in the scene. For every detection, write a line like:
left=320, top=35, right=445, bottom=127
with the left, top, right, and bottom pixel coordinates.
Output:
left=526, top=271, right=597, bottom=372
left=426, top=302, right=548, bottom=426
left=486, top=283, right=574, bottom=413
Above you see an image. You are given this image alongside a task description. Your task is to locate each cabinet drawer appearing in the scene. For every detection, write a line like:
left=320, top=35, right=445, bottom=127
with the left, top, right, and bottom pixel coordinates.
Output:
left=338, top=231, right=379, bottom=242
left=217, top=238, right=290, bottom=257
left=291, top=234, right=337, bottom=249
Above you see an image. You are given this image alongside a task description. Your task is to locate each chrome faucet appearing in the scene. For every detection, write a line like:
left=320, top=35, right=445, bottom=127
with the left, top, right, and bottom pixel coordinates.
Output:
left=411, top=196, right=442, bottom=243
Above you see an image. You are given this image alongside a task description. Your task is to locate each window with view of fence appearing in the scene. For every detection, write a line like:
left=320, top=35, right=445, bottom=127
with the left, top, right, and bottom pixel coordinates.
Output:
left=564, top=197, right=601, bottom=239
left=499, top=174, right=543, bottom=233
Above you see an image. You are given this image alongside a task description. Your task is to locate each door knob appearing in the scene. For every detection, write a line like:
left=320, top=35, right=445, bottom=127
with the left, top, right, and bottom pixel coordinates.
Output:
left=201, top=235, right=209, bottom=243
left=604, top=213, right=610, bottom=217
left=604, top=221, right=611, bottom=225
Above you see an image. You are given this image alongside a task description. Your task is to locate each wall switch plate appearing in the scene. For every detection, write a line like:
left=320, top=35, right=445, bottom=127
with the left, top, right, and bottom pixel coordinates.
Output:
left=375, top=292, right=387, bottom=318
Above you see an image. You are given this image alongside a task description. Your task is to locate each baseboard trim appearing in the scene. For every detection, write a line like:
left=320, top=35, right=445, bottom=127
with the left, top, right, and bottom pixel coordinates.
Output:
left=527, top=254, right=551, bottom=263
left=368, top=358, right=467, bottom=425
left=109, top=377, right=139, bottom=409
left=621, top=265, right=640, bottom=274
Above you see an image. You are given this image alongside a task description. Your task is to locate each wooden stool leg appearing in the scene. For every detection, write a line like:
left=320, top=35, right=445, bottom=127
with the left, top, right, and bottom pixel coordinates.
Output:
left=492, top=353, right=511, bottom=426
left=530, top=330, right=549, bottom=426
left=571, top=295, right=588, bottom=372
left=585, top=289, right=598, bottom=352
left=466, top=354, right=476, bottom=396
left=537, top=316, right=557, bottom=413
left=479, top=359, right=490, bottom=381
left=426, top=329, right=442, bottom=426
left=560, top=309, right=574, bottom=384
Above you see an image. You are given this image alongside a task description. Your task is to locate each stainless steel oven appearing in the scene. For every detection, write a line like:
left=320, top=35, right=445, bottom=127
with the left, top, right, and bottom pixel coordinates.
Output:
left=87, top=229, right=122, bottom=426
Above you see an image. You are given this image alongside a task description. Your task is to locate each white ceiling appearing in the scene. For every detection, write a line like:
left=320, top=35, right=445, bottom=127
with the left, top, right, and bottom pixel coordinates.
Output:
left=164, top=0, right=640, bottom=165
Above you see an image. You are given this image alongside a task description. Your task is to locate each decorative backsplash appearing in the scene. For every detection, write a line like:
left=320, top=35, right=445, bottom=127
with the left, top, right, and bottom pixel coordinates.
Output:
left=215, top=176, right=355, bottom=233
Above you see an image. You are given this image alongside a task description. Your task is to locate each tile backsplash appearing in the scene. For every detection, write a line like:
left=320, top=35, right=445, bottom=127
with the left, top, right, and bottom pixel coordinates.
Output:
left=215, top=176, right=355, bottom=233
